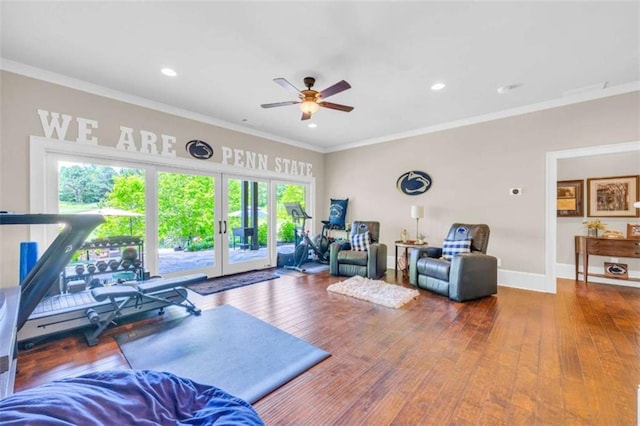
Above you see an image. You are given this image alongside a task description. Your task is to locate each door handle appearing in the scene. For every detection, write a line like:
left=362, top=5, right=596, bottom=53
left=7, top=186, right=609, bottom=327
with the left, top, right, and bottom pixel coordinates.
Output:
left=218, top=220, right=222, bottom=234
left=223, top=220, right=227, bottom=234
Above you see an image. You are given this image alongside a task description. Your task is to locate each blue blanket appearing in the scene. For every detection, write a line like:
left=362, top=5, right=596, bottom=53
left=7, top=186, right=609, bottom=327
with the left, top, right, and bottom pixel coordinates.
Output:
left=0, top=370, right=263, bottom=425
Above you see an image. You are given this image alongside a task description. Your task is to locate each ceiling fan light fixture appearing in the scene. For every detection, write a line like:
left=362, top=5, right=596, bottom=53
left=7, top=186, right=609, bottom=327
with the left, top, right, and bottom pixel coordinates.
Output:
left=300, top=100, right=320, bottom=115
left=263, top=77, right=352, bottom=119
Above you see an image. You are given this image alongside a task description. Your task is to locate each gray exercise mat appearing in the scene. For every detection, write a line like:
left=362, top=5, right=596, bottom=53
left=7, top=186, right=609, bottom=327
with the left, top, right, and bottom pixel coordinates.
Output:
left=115, top=304, right=330, bottom=403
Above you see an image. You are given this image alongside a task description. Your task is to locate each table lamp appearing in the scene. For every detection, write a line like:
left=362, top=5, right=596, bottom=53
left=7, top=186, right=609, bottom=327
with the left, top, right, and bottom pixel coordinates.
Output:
left=411, top=205, right=424, bottom=241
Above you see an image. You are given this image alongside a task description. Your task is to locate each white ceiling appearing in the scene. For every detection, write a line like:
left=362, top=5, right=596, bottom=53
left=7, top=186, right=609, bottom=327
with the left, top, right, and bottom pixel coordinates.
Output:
left=1, top=1, right=639, bottom=153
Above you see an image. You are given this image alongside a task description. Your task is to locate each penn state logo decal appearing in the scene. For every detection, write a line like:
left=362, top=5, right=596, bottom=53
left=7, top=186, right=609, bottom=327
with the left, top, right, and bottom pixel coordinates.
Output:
left=186, top=140, right=214, bottom=160
left=396, top=171, right=432, bottom=195
left=329, top=204, right=344, bottom=221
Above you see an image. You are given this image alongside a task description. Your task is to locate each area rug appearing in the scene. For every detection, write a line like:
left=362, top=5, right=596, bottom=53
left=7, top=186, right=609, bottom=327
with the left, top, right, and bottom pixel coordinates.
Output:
left=186, top=269, right=279, bottom=295
left=115, top=304, right=330, bottom=403
left=327, top=275, right=420, bottom=308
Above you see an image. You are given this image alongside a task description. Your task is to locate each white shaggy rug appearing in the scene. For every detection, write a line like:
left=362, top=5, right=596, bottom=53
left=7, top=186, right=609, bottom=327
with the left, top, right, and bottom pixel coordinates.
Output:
left=327, top=275, right=420, bottom=308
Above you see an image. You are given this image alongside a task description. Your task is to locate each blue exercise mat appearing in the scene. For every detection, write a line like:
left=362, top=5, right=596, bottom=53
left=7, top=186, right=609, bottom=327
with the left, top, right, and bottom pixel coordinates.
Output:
left=115, top=304, right=330, bottom=403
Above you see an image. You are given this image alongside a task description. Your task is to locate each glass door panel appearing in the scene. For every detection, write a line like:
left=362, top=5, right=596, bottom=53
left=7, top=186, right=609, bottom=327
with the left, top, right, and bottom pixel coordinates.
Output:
left=274, top=182, right=307, bottom=258
left=274, top=182, right=307, bottom=267
left=58, top=160, right=146, bottom=285
left=223, top=176, right=271, bottom=274
left=157, top=171, right=216, bottom=276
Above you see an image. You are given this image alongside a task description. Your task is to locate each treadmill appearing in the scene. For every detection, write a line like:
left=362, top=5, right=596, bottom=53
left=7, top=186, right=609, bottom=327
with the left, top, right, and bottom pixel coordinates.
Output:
left=0, top=213, right=204, bottom=347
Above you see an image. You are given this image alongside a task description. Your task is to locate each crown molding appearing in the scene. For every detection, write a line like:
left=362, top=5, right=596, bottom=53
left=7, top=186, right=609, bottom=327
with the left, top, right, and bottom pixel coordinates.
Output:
left=325, top=81, right=640, bottom=153
left=0, top=59, right=324, bottom=153
left=2, top=58, right=638, bottom=155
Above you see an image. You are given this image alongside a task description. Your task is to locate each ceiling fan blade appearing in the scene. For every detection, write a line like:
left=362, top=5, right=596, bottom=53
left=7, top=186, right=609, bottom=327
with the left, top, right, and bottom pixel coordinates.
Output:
left=301, top=112, right=312, bottom=120
left=318, top=101, right=354, bottom=112
left=260, top=100, right=300, bottom=108
left=319, top=80, right=351, bottom=99
left=274, top=78, right=302, bottom=96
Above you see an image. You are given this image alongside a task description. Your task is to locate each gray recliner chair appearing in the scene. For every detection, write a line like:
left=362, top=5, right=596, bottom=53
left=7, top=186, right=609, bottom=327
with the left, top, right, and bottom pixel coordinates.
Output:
left=330, top=221, right=387, bottom=279
left=409, top=223, right=497, bottom=302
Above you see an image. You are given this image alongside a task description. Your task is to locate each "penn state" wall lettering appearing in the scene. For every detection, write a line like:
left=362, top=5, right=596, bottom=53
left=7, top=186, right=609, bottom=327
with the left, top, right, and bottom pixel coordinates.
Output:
left=220, top=146, right=312, bottom=176
left=36, top=109, right=313, bottom=176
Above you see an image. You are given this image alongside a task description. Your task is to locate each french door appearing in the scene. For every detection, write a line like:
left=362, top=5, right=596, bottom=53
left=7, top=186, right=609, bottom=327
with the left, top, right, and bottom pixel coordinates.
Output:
left=43, top=146, right=310, bottom=280
left=156, top=171, right=271, bottom=277
left=221, top=175, right=271, bottom=275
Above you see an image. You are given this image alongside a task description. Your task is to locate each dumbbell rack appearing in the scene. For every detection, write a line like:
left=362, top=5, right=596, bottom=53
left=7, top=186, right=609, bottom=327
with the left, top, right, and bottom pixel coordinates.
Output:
left=61, top=236, right=144, bottom=293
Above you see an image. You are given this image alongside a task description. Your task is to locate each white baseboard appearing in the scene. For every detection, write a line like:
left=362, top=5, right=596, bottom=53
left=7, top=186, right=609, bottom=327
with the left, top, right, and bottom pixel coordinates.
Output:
left=385, top=257, right=640, bottom=292
left=386, top=255, right=548, bottom=293
left=498, top=269, right=547, bottom=293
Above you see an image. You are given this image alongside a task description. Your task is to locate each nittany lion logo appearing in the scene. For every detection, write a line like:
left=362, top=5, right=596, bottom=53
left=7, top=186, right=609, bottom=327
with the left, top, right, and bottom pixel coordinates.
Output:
left=186, top=140, right=214, bottom=160
left=396, top=171, right=432, bottom=195
left=329, top=204, right=344, bottom=220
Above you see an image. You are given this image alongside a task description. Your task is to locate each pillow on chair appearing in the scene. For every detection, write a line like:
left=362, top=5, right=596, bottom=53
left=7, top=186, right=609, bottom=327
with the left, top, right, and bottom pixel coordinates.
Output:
left=351, top=231, right=371, bottom=251
left=442, top=238, right=472, bottom=260
left=329, top=198, right=349, bottom=228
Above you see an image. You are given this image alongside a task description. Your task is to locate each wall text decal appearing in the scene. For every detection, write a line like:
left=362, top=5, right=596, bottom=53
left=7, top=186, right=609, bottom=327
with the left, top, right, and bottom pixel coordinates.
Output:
left=36, top=109, right=313, bottom=176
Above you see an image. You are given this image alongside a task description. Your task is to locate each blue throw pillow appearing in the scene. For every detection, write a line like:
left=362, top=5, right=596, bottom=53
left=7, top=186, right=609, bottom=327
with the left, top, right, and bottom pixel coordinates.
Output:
left=328, top=198, right=349, bottom=228
left=442, top=238, right=472, bottom=260
left=351, top=231, right=371, bottom=252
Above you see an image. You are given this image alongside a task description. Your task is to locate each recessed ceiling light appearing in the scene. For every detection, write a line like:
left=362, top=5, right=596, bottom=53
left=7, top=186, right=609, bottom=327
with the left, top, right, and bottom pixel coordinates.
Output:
left=161, top=68, right=177, bottom=77
left=308, top=123, right=317, bottom=128
left=497, top=83, right=522, bottom=94
left=431, top=82, right=445, bottom=91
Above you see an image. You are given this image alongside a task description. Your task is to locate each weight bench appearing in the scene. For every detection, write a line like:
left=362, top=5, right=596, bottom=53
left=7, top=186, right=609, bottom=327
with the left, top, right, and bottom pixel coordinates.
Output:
left=84, top=274, right=205, bottom=346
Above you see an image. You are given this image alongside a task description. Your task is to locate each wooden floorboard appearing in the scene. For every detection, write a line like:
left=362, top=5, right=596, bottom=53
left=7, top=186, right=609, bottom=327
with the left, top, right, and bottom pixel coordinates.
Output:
left=12, top=272, right=640, bottom=425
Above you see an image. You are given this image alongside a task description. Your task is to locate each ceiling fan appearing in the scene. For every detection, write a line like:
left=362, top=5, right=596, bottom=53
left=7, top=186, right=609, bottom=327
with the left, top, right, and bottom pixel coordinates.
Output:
left=261, top=76, right=354, bottom=120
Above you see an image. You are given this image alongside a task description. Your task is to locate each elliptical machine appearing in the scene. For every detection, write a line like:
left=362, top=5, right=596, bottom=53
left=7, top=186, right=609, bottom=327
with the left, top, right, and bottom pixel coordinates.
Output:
left=284, top=203, right=331, bottom=272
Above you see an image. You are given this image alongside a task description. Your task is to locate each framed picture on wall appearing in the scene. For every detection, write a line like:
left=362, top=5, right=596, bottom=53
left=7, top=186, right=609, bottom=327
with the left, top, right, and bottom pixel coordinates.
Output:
left=557, top=180, right=583, bottom=217
left=587, top=175, right=640, bottom=217
left=627, top=223, right=640, bottom=240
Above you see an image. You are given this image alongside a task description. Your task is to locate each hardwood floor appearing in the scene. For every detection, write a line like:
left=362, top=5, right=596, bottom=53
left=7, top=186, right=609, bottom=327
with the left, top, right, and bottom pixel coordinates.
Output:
left=13, top=272, right=640, bottom=425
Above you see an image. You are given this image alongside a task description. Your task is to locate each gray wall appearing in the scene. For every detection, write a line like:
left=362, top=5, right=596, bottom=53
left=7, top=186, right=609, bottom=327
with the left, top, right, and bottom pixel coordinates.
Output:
left=324, top=93, right=640, bottom=279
